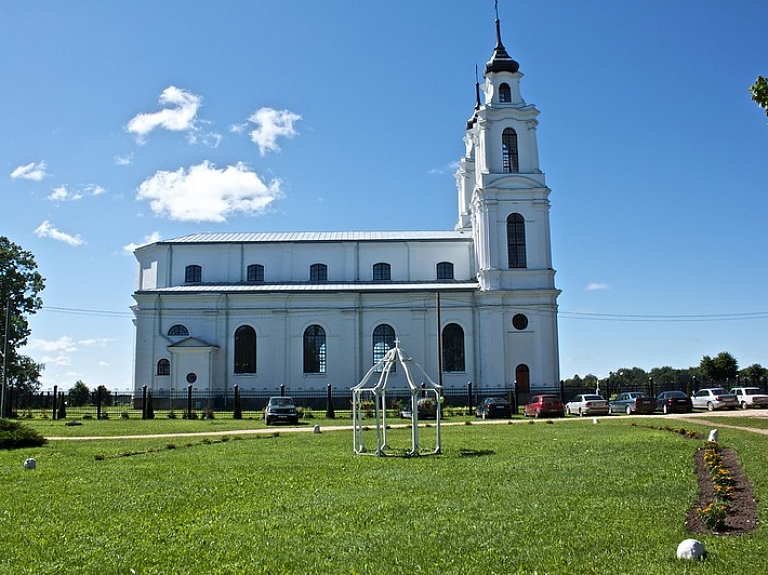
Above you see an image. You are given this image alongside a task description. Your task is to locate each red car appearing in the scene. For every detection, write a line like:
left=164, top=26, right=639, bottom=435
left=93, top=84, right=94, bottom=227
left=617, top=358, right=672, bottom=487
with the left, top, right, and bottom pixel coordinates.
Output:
left=524, top=394, right=565, bottom=418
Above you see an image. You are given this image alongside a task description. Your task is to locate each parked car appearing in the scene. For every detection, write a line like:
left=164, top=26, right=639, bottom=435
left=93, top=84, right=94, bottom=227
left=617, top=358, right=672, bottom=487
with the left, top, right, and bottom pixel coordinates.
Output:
left=656, top=390, right=693, bottom=414
left=608, top=391, right=657, bottom=415
left=564, top=394, right=609, bottom=417
left=264, top=396, right=300, bottom=425
left=524, top=394, right=565, bottom=418
left=400, top=397, right=438, bottom=419
left=691, top=388, right=739, bottom=411
left=730, top=387, right=768, bottom=410
left=475, top=397, right=512, bottom=419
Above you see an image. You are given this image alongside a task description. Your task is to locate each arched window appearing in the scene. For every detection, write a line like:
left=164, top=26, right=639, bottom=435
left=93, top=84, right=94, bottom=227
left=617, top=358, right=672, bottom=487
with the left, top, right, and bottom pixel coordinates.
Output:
left=303, top=325, right=327, bottom=374
left=156, top=358, right=170, bottom=376
left=310, top=263, right=328, bottom=282
left=442, top=323, right=465, bottom=372
left=499, top=82, right=511, bottom=103
left=247, top=264, right=264, bottom=282
left=372, top=324, right=396, bottom=372
left=185, top=264, right=202, bottom=283
left=234, top=325, right=257, bottom=374
left=502, top=128, right=519, bottom=173
left=372, top=262, right=391, bottom=281
left=506, top=213, right=527, bottom=268
left=167, top=324, right=189, bottom=337
left=436, top=261, right=454, bottom=280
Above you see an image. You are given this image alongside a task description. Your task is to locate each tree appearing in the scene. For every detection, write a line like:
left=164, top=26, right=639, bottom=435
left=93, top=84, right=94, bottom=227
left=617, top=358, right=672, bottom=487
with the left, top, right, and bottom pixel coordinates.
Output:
left=699, top=352, right=738, bottom=385
left=8, top=355, right=43, bottom=413
left=90, top=385, right=113, bottom=407
left=68, top=381, right=90, bottom=407
left=1, top=237, right=45, bottom=417
left=750, top=75, right=768, bottom=117
left=740, top=363, right=767, bottom=385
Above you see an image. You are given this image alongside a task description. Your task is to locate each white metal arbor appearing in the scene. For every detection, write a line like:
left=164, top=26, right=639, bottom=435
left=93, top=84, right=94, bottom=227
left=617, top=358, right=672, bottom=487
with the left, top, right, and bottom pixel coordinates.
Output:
left=352, top=343, right=442, bottom=456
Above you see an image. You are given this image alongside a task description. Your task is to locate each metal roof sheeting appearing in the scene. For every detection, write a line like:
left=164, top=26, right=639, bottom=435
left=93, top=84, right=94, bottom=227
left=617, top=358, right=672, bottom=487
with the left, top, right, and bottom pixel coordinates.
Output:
left=161, top=230, right=471, bottom=244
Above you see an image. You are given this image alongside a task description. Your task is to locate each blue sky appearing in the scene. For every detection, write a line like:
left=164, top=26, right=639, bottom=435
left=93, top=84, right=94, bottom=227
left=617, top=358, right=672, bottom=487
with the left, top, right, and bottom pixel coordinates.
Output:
left=2, top=1, right=767, bottom=392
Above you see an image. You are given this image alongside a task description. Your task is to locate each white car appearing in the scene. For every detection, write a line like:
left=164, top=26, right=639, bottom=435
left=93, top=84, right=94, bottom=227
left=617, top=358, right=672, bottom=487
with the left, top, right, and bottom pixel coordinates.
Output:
left=565, top=394, right=609, bottom=417
left=730, top=387, right=768, bottom=409
left=691, top=388, right=739, bottom=411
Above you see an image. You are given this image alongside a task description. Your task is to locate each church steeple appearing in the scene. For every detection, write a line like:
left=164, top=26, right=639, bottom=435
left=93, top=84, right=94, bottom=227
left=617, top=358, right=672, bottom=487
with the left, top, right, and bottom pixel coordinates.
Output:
left=484, top=14, right=519, bottom=75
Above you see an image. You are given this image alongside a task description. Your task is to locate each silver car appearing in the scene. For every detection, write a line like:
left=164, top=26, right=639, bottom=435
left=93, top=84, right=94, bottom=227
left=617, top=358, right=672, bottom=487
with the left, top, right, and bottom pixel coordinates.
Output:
left=565, top=394, right=609, bottom=416
left=691, top=388, right=739, bottom=411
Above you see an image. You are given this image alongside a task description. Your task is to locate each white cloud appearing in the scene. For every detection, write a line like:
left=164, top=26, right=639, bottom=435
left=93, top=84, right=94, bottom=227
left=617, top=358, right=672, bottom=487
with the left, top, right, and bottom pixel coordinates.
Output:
left=78, top=337, right=113, bottom=347
left=33, top=220, right=85, bottom=246
left=25, top=336, right=77, bottom=353
left=586, top=282, right=611, bottom=291
left=123, top=231, right=163, bottom=254
left=430, top=161, right=460, bottom=175
left=11, top=161, right=47, bottom=181
left=47, top=184, right=104, bottom=202
left=48, top=186, right=82, bottom=202
left=115, top=153, right=133, bottom=165
left=136, top=161, right=283, bottom=222
left=247, top=107, right=301, bottom=155
left=126, top=86, right=202, bottom=142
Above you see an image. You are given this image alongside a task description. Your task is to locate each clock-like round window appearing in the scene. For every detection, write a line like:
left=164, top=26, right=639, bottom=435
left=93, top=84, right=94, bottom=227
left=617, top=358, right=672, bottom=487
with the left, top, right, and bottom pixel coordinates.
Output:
left=186, top=372, right=198, bottom=384
left=512, top=314, right=529, bottom=331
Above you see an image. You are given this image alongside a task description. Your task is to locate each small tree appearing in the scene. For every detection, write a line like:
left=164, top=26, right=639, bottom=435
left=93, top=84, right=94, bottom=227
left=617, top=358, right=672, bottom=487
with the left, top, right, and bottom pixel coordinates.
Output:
left=145, top=390, right=155, bottom=420
left=700, top=352, right=738, bottom=385
left=68, top=380, right=90, bottom=407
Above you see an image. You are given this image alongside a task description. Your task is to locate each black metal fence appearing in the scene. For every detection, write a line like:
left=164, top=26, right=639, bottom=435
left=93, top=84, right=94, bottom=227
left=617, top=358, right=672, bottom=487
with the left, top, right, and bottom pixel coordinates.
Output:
left=12, top=378, right=766, bottom=420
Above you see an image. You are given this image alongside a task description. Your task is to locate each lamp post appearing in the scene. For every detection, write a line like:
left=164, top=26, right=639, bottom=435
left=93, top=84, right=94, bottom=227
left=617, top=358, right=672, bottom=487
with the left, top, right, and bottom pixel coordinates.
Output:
left=1, top=293, right=12, bottom=419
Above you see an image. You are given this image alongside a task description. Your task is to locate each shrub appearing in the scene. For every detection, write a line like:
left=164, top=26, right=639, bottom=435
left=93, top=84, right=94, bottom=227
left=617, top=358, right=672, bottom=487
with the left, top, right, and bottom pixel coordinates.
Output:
left=0, top=419, right=47, bottom=450
left=121, top=412, right=130, bottom=420
left=167, top=411, right=177, bottom=419
left=65, top=420, right=83, bottom=427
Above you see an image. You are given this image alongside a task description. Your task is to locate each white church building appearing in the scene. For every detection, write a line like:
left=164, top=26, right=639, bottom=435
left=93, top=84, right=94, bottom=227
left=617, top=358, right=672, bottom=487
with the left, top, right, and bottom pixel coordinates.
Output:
left=131, top=16, right=561, bottom=402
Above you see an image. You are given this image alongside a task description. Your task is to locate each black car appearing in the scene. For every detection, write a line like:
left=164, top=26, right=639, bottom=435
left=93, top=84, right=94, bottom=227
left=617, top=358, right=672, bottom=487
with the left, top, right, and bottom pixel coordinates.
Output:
left=656, top=390, right=693, bottom=414
left=264, top=396, right=300, bottom=425
left=475, top=397, right=512, bottom=419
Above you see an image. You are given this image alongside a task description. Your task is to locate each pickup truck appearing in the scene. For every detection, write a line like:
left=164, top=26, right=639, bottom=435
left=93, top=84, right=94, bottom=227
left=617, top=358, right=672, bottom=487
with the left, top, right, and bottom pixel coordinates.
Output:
left=730, top=387, right=768, bottom=410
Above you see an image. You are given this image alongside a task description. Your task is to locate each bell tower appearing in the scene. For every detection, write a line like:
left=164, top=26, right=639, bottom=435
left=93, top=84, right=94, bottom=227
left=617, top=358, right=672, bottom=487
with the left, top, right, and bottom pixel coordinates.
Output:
left=456, top=13, right=555, bottom=294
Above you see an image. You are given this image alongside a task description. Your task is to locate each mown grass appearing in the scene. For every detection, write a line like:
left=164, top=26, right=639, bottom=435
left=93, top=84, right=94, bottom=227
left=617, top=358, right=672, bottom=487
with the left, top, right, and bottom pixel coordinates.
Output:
left=0, top=418, right=766, bottom=574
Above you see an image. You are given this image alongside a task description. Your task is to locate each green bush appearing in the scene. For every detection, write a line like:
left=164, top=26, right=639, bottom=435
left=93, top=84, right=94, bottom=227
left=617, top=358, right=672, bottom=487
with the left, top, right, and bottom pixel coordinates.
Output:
left=0, top=419, right=47, bottom=450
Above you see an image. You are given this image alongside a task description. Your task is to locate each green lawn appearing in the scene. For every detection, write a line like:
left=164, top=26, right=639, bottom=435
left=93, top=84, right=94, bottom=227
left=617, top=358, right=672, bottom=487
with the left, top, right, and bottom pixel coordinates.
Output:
left=0, top=417, right=765, bottom=574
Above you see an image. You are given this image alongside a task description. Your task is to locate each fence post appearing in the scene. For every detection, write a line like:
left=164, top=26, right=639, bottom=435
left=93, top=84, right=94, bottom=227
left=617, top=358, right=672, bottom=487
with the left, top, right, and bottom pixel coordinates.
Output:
left=52, top=385, right=58, bottom=420
left=187, top=384, right=193, bottom=419
left=142, top=385, right=147, bottom=420
left=326, top=383, right=335, bottom=419
left=280, top=384, right=285, bottom=397
left=233, top=385, right=242, bottom=420
left=97, top=385, right=103, bottom=420
left=467, top=381, right=472, bottom=416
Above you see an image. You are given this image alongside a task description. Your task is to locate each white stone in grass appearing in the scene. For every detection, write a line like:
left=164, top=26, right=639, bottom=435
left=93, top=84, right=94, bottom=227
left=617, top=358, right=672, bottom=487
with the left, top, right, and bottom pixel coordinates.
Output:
left=313, top=425, right=321, bottom=434
left=708, top=429, right=718, bottom=442
left=592, top=417, right=599, bottom=424
left=23, top=458, right=36, bottom=470
left=676, top=538, right=706, bottom=560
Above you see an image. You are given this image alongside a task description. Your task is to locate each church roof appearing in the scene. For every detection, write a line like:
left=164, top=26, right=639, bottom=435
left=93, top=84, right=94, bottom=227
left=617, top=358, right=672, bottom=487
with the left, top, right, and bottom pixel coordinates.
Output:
left=484, top=18, right=519, bottom=75
left=160, top=230, right=471, bottom=245
left=137, top=280, right=479, bottom=295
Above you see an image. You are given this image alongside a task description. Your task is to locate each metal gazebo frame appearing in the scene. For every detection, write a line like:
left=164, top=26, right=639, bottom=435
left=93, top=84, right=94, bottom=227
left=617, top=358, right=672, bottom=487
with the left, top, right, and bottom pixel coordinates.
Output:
left=351, top=343, right=442, bottom=456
